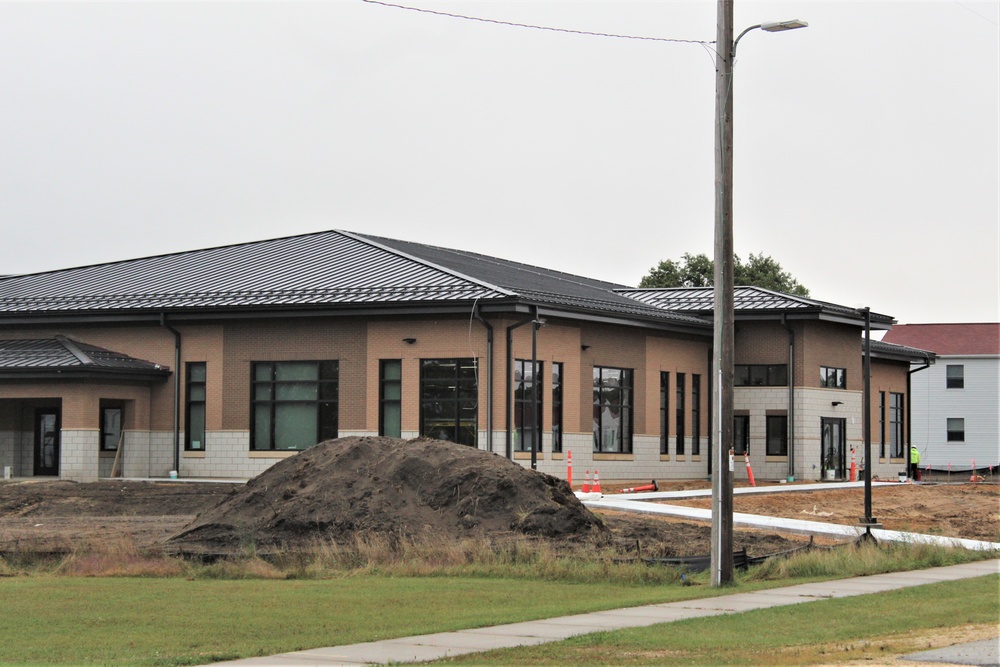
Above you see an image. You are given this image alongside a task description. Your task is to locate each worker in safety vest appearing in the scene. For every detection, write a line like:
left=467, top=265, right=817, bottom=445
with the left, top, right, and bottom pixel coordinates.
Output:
left=909, top=446, right=921, bottom=481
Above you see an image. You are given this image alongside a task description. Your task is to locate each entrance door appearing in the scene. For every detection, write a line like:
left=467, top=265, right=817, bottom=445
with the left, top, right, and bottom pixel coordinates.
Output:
left=821, top=418, right=846, bottom=480
left=34, top=409, right=60, bottom=476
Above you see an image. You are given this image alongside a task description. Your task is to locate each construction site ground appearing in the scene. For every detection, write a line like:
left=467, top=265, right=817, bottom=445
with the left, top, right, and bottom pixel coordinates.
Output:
left=0, top=476, right=996, bottom=557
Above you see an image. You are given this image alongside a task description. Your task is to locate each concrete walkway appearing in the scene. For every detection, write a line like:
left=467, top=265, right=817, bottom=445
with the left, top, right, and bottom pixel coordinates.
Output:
left=213, top=559, right=999, bottom=666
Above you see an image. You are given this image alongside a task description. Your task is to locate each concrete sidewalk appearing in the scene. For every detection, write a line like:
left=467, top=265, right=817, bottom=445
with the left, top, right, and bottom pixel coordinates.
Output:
left=213, top=559, right=999, bottom=666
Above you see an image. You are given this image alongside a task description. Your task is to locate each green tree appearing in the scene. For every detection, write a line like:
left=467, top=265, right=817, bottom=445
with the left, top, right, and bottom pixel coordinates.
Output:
left=639, top=252, right=809, bottom=296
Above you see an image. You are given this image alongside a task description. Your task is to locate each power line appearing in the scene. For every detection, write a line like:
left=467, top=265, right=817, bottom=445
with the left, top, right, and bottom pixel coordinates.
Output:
left=361, top=0, right=714, bottom=45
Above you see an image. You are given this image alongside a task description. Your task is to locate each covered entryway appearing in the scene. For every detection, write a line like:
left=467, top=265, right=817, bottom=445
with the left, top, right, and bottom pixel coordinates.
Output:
left=821, top=417, right=847, bottom=480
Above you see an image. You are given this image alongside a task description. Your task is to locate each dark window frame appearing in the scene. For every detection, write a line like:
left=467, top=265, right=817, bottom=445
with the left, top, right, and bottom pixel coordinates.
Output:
left=551, top=362, right=563, bottom=453
left=659, top=372, right=669, bottom=455
left=766, top=413, right=788, bottom=456
left=675, top=372, right=686, bottom=456
left=946, top=417, right=965, bottom=442
left=379, top=359, right=402, bottom=438
left=420, top=358, right=478, bottom=447
left=251, top=361, right=339, bottom=451
left=735, top=364, right=788, bottom=387
left=185, top=362, right=206, bottom=451
left=733, top=413, right=750, bottom=455
left=593, top=366, right=633, bottom=454
left=514, top=359, right=543, bottom=453
left=100, top=402, right=124, bottom=452
left=889, top=392, right=904, bottom=458
left=820, top=366, right=847, bottom=389
left=946, top=365, right=965, bottom=389
left=691, top=374, right=701, bottom=456
left=878, top=391, right=886, bottom=459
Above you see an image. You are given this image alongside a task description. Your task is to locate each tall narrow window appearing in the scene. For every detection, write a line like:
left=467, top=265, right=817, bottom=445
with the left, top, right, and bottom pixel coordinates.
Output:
left=420, top=358, right=478, bottom=446
left=379, top=360, right=402, bottom=438
left=766, top=414, right=788, bottom=456
left=659, top=372, right=669, bottom=455
left=551, top=362, right=563, bottom=453
left=733, top=414, right=750, bottom=455
left=889, top=392, right=904, bottom=458
left=691, top=375, right=701, bottom=456
left=252, top=361, right=338, bottom=451
left=675, top=373, right=686, bottom=455
left=186, top=362, right=206, bottom=451
left=593, top=367, right=633, bottom=454
left=101, top=404, right=123, bottom=451
left=946, top=365, right=965, bottom=389
left=514, top=359, right=542, bottom=452
left=878, top=391, right=886, bottom=459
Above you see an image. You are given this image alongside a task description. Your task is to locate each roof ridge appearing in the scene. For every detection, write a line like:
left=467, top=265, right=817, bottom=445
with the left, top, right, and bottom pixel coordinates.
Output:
left=339, top=230, right=516, bottom=298
left=55, top=335, right=94, bottom=366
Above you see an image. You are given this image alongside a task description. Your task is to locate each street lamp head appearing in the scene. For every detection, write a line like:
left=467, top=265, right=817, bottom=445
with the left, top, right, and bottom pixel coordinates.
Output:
left=760, top=19, right=809, bottom=32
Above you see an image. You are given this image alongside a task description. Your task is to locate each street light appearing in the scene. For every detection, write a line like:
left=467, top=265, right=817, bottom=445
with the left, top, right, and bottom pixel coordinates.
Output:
left=710, top=2, right=807, bottom=588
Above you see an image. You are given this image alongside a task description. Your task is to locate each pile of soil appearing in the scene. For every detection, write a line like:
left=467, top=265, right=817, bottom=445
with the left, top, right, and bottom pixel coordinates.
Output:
left=167, top=437, right=606, bottom=553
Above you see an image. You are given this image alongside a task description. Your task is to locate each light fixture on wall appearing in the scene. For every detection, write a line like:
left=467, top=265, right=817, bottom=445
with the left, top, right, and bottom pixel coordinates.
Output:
left=831, top=401, right=843, bottom=407
left=581, top=344, right=591, bottom=351
left=402, top=337, right=416, bottom=345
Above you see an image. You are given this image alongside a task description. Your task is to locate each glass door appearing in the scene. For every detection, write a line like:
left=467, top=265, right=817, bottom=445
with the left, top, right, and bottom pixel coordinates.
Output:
left=821, top=417, right=846, bottom=480
left=34, top=409, right=60, bottom=476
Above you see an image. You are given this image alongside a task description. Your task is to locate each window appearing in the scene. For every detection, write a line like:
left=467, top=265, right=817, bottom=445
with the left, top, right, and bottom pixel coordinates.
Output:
left=820, top=366, right=847, bottom=389
left=676, top=373, right=686, bottom=456
left=735, top=364, right=788, bottom=387
left=593, top=367, right=633, bottom=453
left=101, top=404, right=123, bottom=451
left=946, top=365, right=965, bottom=389
left=514, top=359, right=542, bottom=452
left=766, top=414, right=788, bottom=456
left=733, top=414, right=750, bottom=455
left=379, top=360, right=402, bottom=438
left=186, top=362, right=206, bottom=451
left=551, top=363, right=563, bottom=453
left=947, top=418, right=965, bottom=442
left=252, top=361, right=338, bottom=451
left=420, top=358, right=478, bottom=446
left=691, top=375, right=701, bottom=456
left=889, top=392, right=904, bottom=458
left=659, top=372, right=669, bottom=455
left=878, top=391, right=886, bottom=459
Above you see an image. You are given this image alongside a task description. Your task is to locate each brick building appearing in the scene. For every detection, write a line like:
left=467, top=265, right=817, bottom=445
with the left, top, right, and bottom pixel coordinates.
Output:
left=0, top=230, right=933, bottom=482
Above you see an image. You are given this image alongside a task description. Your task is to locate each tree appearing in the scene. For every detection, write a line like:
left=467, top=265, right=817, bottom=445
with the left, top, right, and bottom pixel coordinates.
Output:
left=639, top=252, right=809, bottom=296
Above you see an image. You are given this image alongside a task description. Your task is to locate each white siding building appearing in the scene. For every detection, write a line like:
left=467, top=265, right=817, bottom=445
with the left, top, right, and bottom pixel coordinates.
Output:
left=882, top=323, right=999, bottom=473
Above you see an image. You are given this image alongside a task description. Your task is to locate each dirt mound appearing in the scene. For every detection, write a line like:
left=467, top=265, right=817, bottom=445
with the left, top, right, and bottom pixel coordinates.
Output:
left=168, top=437, right=606, bottom=553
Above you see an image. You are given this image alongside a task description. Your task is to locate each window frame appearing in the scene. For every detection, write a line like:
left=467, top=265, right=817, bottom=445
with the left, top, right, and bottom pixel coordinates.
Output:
left=185, top=362, right=206, bottom=451
left=419, top=358, right=478, bottom=446
left=820, top=366, right=847, bottom=389
left=889, top=392, right=904, bottom=458
left=379, top=359, right=402, bottom=438
left=735, top=364, right=788, bottom=387
left=100, top=403, right=123, bottom=452
left=946, top=365, right=965, bottom=389
left=251, top=360, right=339, bottom=451
left=733, top=413, right=750, bottom=455
left=946, top=417, right=965, bottom=442
left=593, top=366, right=633, bottom=454
left=514, top=359, right=543, bottom=453
left=659, top=372, right=669, bottom=455
left=766, top=413, right=788, bottom=456
left=691, top=374, right=701, bottom=456
left=551, top=362, right=563, bottom=453
left=675, top=372, right=686, bottom=456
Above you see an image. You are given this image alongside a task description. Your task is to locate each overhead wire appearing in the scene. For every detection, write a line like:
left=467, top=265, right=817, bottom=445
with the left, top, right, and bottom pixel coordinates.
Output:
left=361, top=0, right=714, bottom=46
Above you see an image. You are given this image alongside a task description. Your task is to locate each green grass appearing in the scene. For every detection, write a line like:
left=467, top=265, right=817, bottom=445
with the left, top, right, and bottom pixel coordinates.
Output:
left=432, top=574, right=1000, bottom=666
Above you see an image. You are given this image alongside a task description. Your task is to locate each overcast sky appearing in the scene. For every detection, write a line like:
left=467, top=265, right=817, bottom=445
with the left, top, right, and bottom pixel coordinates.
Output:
left=1, top=1, right=997, bottom=325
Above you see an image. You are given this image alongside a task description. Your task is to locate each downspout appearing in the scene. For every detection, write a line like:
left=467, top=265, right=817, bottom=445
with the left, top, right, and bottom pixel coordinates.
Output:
left=907, top=358, right=934, bottom=471
left=472, top=306, right=494, bottom=453
left=160, top=314, right=182, bottom=478
left=505, top=315, right=535, bottom=460
left=781, top=315, right=795, bottom=481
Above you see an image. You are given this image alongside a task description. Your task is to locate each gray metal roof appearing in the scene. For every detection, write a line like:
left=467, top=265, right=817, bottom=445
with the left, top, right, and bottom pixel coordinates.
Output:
left=0, top=337, right=170, bottom=378
left=868, top=339, right=936, bottom=363
left=616, top=286, right=895, bottom=327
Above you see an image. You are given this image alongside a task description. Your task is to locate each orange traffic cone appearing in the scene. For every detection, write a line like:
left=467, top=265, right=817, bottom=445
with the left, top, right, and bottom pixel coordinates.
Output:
left=581, top=470, right=591, bottom=493
left=592, top=470, right=602, bottom=494
left=743, top=451, right=756, bottom=487
left=617, top=480, right=658, bottom=493
left=850, top=447, right=857, bottom=482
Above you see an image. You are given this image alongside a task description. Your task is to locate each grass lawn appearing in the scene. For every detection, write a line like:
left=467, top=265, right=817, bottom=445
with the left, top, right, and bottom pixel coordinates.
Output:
left=432, top=575, right=1000, bottom=666
left=0, top=575, right=759, bottom=666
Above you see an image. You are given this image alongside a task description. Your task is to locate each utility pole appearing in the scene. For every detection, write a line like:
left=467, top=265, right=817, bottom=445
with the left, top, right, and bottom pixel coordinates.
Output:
left=710, top=0, right=735, bottom=587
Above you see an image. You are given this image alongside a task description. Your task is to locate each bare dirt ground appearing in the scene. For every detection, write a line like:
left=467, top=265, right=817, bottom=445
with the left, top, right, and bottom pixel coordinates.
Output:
left=0, top=438, right=996, bottom=558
